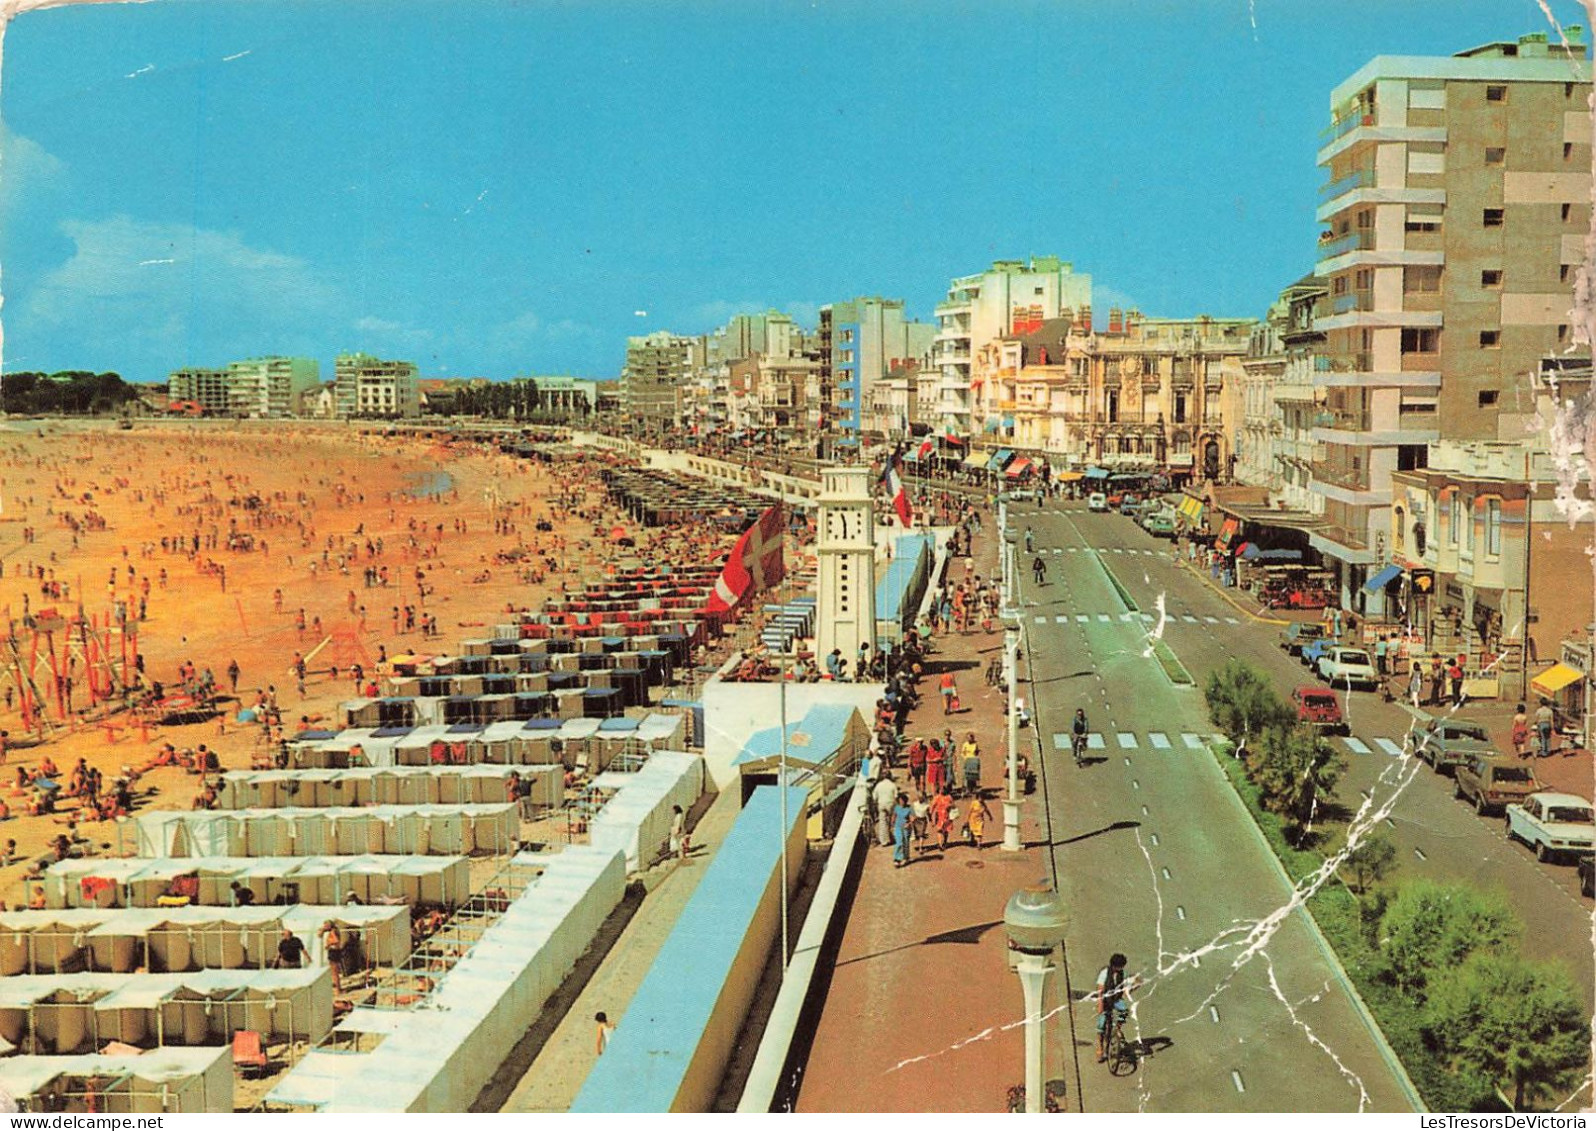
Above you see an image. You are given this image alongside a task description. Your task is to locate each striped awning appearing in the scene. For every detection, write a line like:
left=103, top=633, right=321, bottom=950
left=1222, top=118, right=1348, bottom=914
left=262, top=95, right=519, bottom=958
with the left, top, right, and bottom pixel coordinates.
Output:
left=1177, top=496, right=1204, bottom=521
left=1005, top=457, right=1033, bottom=478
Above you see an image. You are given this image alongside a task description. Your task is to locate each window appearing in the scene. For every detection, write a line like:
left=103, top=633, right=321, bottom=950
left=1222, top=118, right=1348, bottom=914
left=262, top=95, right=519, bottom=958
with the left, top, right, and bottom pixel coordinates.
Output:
left=1566, top=142, right=1575, bottom=161
left=1449, top=493, right=1460, bottom=546
left=1174, top=393, right=1187, bottom=424
left=1394, top=507, right=1406, bottom=551
left=1562, top=264, right=1573, bottom=283
left=1483, top=208, right=1504, bottom=227
left=1105, top=390, right=1119, bottom=423
left=1486, top=499, right=1502, bottom=556
left=1405, top=265, right=1443, bottom=293
left=1563, top=203, right=1574, bottom=222
left=1479, top=390, right=1499, bottom=407
left=1481, top=269, right=1503, bottom=288
left=1486, top=84, right=1507, bottom=102
left=1479, top=330, right=1500, bottom=348
left=1405, top=220, right=1441, bottom=233
left=1485, top=147, right=1505, bottom=165
left=1463, top=497, right=1475, bottom=552
left=1401, top=327, right=1440, bottom=353
left=1559, top=324, right=1570, bottom=343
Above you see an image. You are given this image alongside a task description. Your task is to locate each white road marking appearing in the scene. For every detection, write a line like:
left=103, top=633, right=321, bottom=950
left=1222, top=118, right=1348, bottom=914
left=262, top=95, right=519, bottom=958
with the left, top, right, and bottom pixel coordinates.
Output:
left=1087, top=733, right=1106, bottom=749
left=1231, top=1071, right=1246, bottom=1094
left=1141, top=805, right=1149, bottom=815
left=1097, top=613, right=1111, bottom=623
left=1139, top=613, right=1154, bottom=622
left=1149, top=732, right=1171, bottom=749
left=1414, top=847, right=1427, bottom=862
left=1203, top=616, right=1219, bottom=624
left=1055, top=615, right=1068, bottom=624
left=1034, top=616, right=1047, bottom=624
left=1160, top=866, right=1172, bottom=879
left=1052, top=733, right=1071, bottom=750
left=1117, top=732, right=1138, bottom=749
left=1224, top=616, right=1240, bottom=624
left=1182, top=733, right=1204, bottom=749
left=1182, top=615, right=1198, bottom=623
left=1076, top=614, right=1089, bottom=623
left=1209, top=1005, right=1219, bottom=1023
left=1341, top=736, right=1372, bottom=755
left=1374, top=737, right=1405, bottom=757
left=1150, top=833, right=1160, bottom=846
left=1131, top=780, right=1140, bottom=790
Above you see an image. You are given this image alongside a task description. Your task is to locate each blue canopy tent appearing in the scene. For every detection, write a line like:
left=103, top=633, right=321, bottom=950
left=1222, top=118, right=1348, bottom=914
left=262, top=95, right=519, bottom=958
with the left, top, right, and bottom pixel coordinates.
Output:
left=1364, top=564, right=1403, bottom=592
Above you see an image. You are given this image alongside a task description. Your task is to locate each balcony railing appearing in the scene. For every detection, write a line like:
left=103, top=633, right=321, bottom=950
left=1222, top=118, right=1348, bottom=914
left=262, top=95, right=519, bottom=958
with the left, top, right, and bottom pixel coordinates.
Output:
left=1318, top=168, right=1376, bottom=200
left=1313, top=408, right=1370, bottom=432
left=1331, top=291, right=1372, bottom=315
left=1314, top=463, right=1371, bottom=493
left=1317, top=230, right=1376, bottom=259
left=1315, top=522, right=1370, bottom=551
left=1315, top=352, right=1373, bottom=373
left=1321, top=110, right=1375, bottom=142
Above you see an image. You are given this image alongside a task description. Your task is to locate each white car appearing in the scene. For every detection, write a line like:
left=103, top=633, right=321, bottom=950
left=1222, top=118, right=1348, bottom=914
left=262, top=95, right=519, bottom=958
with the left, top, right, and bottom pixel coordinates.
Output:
left=1316, top=646, right=1379, bottom=690
left=1505, top=792, right=1596, bottom=863
left=1087, top=493, right=1108, bottom=512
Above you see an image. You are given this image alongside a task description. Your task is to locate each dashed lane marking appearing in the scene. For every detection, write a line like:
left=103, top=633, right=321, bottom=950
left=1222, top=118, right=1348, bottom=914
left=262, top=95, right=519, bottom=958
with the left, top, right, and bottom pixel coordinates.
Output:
left=1224, top=616, right=1240, bottom=624
left=1374, top=737, right=1405, bottom=757
left=1341, top=736, right=1372, bottom=755
left=1203, top=616, right=1219, bottom=624
left=1096, top=613, right=1111, bottom=622
left=1076, top=614, right=1089, bottom=623
left=1149, top=732, right=1171, bottom=749
left=1182, top=615, right=1198, bottom=623
left=1182, top=733, right=1204, bottom=749
left=1087, top=733, right=1106, bottom=750
left=1055, top=615, right=1069, bottom=624
left=1034, top=616, right=1047, bottom=624
left=1117, top=732, right=1138, bottom=749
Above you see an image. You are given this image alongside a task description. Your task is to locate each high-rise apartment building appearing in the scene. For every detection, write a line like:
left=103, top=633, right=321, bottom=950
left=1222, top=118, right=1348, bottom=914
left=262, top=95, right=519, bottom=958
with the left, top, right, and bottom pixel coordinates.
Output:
left=817, top=297, right=933, bottom=447
left=620, top=331, right=706, bottom=433
left=1311, top=28, right=1591, bottom=611
left=225, top=356, right=321, bottom=418
left=166, top=368, right=230, bottom=414
left=334, top=353, right=420, bottom=418
left=933, top=257, right=1093, bottom=439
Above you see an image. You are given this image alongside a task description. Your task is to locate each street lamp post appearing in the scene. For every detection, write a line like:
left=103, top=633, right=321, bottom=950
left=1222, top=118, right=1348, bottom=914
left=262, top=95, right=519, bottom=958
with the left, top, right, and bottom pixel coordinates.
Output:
left=1001, top=527, right=1022, bottom=852
left=1004, top=883, right=1069, bottom=1113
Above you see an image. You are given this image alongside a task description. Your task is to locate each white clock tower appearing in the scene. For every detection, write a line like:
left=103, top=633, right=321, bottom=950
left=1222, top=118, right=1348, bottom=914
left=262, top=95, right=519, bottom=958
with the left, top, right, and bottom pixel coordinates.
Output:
left=815, top=466, right=877, bottom=670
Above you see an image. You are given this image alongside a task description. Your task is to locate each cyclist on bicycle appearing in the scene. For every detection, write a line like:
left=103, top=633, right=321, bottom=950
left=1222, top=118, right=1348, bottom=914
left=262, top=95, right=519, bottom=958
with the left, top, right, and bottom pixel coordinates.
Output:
left=1096, top=952, right=1131, bottom=1063
left=1071, top=708, right=1089, bottom=765
left=1031, top=555, right=1046, bottom=585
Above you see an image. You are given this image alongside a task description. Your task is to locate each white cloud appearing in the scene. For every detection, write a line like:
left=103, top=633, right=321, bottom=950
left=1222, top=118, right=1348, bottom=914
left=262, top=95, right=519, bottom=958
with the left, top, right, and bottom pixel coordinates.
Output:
left=353, top=316, right=405, bottom=334
left=19, top=215, right=342, bottom=368
left=0, top=126, right=65, bottom=221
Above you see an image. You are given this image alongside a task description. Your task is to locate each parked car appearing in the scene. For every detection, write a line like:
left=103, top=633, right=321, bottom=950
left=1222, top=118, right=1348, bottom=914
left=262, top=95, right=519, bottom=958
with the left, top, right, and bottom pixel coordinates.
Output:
left=1088, top=493, right=1109, bottom=512
left=1280, top=622, right=1326, bottom=657
left=1292, top=686, right=1346, bottom=734
left=1105, top=491, right=1124, bottom=507
left=1299, top=636, right=1336, bottom=671
left=1143, top=512, right=1176, bottom=538
left=1118, top=493, right=1141, bottom=515
left=1414, top=717, right=1494, bottom=773
left=1316, top=646, right=1379, bottom=690
left=1504, top=792, right=1596, bottom=863
left=1578, top=854, right=1594, bottom=898
left=1453, top=753, right=1539, bottom=815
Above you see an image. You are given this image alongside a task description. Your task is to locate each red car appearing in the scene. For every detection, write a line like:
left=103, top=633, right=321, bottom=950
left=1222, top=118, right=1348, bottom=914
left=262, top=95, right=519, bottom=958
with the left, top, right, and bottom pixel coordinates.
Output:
left=1292, top=686, right=1346, bottom=734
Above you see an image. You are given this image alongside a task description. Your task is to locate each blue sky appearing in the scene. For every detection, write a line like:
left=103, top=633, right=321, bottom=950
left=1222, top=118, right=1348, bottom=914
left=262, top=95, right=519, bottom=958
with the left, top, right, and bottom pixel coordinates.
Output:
left=0, top=0, right=1587, bottom=382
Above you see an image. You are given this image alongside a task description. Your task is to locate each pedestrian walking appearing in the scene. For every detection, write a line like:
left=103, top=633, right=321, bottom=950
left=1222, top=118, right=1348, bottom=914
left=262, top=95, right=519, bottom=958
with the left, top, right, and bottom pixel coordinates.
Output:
left=1373, top=635, right=1388, bottom=676
left=930, top=787, right=954, bottom=852
left=1448, top=655, right=1465, bottom=706
left=939, top=671, right=957, bottom=714
left=912, top=792, right=931, bottom=854
left=961, top=733, right=982, bottom=797
left=1511, top=703, right=1530, bottom=759
left=892, top=793, right=913, bottom=868
left=872, top=772, right=897, bottom=847
left=963, top=793, right=993, bottom=849
left=1535, top=698, right=1555, bottom=758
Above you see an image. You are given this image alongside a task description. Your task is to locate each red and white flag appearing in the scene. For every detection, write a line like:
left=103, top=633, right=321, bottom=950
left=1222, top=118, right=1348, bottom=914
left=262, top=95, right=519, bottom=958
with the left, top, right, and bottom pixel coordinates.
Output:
left=706, top=504, right=786, bottom=614
left=915, top=438, right=935, bottom=461
left=882, top=454, right=912, bottom=527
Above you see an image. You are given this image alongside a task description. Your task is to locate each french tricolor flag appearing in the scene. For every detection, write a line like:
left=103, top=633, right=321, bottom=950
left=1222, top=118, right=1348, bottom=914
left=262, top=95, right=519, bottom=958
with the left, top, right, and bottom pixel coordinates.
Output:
left=882, top=453, right=912, bottom=528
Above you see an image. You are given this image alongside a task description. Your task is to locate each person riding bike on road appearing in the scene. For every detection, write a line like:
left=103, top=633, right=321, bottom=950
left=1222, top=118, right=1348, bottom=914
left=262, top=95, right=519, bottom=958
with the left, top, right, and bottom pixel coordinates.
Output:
left=1096, top=953, right=1131, bottom=1063
left=1071, top=708, right=1089, bottom=765
left=1031, top=555, right=1046, bottom=585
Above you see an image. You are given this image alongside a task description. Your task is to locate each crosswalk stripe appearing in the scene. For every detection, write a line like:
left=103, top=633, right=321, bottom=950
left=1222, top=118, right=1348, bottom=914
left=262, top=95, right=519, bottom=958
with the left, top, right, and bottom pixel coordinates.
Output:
left=1076, top=614, right=1089, bottom=623
left=1139, top=612, right=1154, bottom=622
left=1052, top=733, right=1071, bottom=750
left=1055, top=615, right=1068, bottom=624
left=1182, top=615, right=1198, bottom=623
left=1143, top=549, right=1156, bottom=556
left=1374, top=738, right=1405, bottom=758
left=1087, top=733, right=1106, bottom=749
left=1149, top=732, right=1171, bottom=749
left=1200, top=616, right=1216, bottom=624
left=1066, top=546, right=1078, bottom=552
left=1224, top=616, right=1239, bottom=624
left=1117, top=732, right=1138, bottom=749
left=1034, top=616, right=1047, bottom=624
left=1096, top=613, right=1111, bottom=622
left=1121, top=612, right=1138, bottom=622
left=1341, top=736, right=1372, bottom=755
left=1182, top=733, right=1204, bottom=749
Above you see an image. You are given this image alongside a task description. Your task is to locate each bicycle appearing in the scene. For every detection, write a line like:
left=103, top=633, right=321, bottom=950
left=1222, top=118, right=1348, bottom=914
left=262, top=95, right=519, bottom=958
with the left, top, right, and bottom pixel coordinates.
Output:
left=1071, top=730, right=1086, bottom=767
left=1103, top=1006, right=1134, bottom=1076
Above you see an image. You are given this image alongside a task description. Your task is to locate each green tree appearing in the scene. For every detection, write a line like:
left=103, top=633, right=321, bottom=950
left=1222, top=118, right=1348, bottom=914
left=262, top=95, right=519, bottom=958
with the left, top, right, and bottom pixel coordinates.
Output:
left=1338, top=831, right=1397, bottom=895
left=1250, top=722, right=1345, bottom=842
left=1379, top=880, right=1520, bottom=998
left=1423, top=952, right=1590, bottom=1111
left=1203, top=658, right=1292, bottom=751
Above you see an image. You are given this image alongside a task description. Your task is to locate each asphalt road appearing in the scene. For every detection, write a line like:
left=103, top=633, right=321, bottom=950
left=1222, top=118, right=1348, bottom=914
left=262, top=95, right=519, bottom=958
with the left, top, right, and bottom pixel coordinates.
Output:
left=1006, top=496, right=1531, bottom=1113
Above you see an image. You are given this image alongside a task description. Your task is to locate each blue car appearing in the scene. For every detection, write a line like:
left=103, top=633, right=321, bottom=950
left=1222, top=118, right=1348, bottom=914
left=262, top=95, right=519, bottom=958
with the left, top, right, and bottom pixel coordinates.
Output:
left=1300, top=636, right=1335, bottom=669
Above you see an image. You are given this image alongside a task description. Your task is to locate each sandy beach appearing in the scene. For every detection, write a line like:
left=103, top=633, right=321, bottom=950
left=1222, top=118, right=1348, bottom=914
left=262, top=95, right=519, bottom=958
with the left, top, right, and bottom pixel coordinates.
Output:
left=0, top=420, right=655, bottom=907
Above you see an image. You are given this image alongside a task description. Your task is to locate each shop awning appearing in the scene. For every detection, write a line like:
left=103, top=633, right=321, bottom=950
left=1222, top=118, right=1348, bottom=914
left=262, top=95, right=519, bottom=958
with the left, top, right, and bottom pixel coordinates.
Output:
left=1364, top=564, right=1403, bottom=592
left=1531, top=663, right=1585, bottom=695
left=1084, top=467, right=1110, bottom=480
left=1054, top=471, right=1085, bottom=482
left=987, top=449, right=1015, bottom=471
left=1005, top=457, right=1033, bottom=478
left=962, top=452, right=989, bottom=469
left=1177, top=496, right=1204, bottom=521
left=1237, top=542, right=1258, bottom=559
left=1002, top=415, right=1015, bottom=428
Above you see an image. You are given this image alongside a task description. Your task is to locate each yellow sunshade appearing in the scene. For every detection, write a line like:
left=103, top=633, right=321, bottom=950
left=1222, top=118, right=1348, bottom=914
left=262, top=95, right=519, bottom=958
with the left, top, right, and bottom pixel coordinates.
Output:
left=1177, top=496, right=1203, bottom=521
left=1531, top=662, right=1585, bottom=695
left=1053, top=471, right=1085, bottom=482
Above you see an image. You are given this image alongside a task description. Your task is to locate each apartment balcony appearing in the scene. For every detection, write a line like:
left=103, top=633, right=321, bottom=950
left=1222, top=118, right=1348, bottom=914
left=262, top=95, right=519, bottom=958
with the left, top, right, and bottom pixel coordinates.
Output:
left=1317, top=230, right=1375, bottom=260
left=1317, top=120, right=1448, bottom=166
left=1311, top=350, right=1441, bottom=390
left=1313, top=307, right=1443, bottom=333
left=1315, top=522, right=1370, bottom=552
left=1331, top=291, right=1372, bottom=315
left=1317, top=168, right=1376, bottom=212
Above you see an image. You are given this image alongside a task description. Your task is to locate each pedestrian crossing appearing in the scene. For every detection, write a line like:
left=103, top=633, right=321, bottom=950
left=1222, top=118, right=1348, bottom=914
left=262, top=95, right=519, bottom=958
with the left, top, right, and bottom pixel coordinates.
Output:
left=1043, top=729, right=1416, bottom=758
left=1046, top=546, right=1161, bottom=556
left=1028, top=610, right=1242, bottom=627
